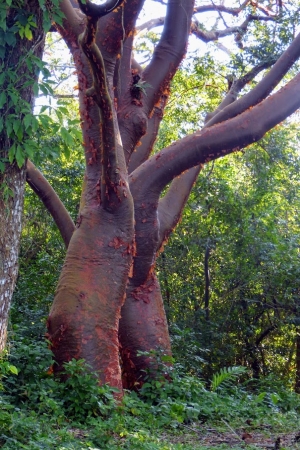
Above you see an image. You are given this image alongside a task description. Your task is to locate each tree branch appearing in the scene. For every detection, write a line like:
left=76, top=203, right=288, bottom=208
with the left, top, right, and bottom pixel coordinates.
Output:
left=157, top=57, right=276, bottom=242
left=78, top=0, right=127, bottom=209
left=78, top=0, right=124, bottom=18
left=205, top=30, right=300, bottom=128
left=191, top=14, right=276, bottom=44
left=130, top=71, right=300, bottom=201
left=142, top=0, right=195, bottom=113
left=128, top=98, right=166, bottom=173
left=158, top=166, right=200, bottom=246
left=193, top=1, right=251, bottom=16
left=256, top=325, right=277, bottom=346
left=56, top=0, right=84, bottom=46
left=26, top=160, right=75, bottom=248
left=136, top=0, right=252, bottom=33
left=205, top=56, right=277, bottom=123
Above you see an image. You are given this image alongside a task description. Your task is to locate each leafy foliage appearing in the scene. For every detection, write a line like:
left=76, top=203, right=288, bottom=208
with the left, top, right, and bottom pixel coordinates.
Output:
left=2, top=337, right=300, bottom=449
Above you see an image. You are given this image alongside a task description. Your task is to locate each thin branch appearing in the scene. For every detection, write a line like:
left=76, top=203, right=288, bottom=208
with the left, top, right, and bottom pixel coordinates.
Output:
left=26, top=160, right=75, bottom=248
left=191, top=14, right=277, bottom=43
left=210, top=0, right=229, bottom=28
left=256, top=325, right=277, bottom=346
left=136, top=2, right=275, bottom=36
left=136, top=17, right=165, bottom=33
left=53, top=94, right=78, bottom=98
left=193, top=1, right=250, bottom=16
left=251, top=0, right=278, bottom=17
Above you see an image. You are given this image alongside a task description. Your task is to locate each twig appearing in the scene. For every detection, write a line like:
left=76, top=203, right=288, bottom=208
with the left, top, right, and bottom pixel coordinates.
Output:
left=221, top=418, right=243, bottom=442
left=179, top=423, right=203, bottom=436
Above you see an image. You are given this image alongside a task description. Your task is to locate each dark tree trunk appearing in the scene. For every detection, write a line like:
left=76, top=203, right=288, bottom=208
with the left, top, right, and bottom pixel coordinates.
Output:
left=294, top=329, right=300, bottom=393
left=0, top=0, right=45, bottom=352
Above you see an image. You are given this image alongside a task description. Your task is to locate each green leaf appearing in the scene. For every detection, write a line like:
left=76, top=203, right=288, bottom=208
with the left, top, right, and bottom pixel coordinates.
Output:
left=33, top=82, right=39, bottom=97
left=8, top=364, right=18, bottom=375
left=13, top=119, right=21, bottom=137
left=0, top=91, right=6, bottom=108
left=8, top=143, right=16, bottom=164
left=23, top=114, right=32, bottom=130
left=61, top=126, right=74, bottom=147
left=24, top=25, right=33, bottom=41
left=16, top=145, right=25, bottom=168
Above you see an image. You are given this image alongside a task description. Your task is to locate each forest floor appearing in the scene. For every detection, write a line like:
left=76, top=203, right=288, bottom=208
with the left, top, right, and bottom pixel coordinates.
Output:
left=161, top=425, right=300, bottom=449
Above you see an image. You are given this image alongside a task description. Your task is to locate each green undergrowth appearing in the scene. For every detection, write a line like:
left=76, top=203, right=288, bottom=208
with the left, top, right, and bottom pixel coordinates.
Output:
left=1, top=339, right=300, bottom=449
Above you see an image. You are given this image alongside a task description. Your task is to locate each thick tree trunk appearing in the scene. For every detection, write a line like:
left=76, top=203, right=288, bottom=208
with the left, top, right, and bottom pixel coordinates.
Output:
left=0, top=167, right=26, bottom=351
left=120, top=274, right=171, bottom=388
left=48, top=202, right=134, bottom=391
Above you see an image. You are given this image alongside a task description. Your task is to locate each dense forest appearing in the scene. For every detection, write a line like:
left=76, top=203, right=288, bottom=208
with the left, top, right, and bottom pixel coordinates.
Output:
left=2, top=0, right=300, bottom=448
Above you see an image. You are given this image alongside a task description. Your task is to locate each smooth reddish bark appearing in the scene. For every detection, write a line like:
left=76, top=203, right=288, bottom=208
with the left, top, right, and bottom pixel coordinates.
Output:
left=48, top=203, right=134, bottom=390
left=25, top=1, right=300, bottom=392
left=120, top=275, right=171, bottom=388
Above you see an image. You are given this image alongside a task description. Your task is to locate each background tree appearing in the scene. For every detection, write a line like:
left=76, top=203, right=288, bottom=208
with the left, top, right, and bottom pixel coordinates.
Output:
left=0, top=0, right=48, bottom=351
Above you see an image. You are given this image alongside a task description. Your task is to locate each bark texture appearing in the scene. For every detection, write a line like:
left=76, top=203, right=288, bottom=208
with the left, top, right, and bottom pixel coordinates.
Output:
left=0, top=0, right=45, bottom=352
left=0, top=167, right=26, bottom=351
left=23, top=1, right=300, bottom=391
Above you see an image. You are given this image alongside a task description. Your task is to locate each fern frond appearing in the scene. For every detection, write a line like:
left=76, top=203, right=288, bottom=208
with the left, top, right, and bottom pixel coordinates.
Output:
left=211, top=366, right=247, bottom=392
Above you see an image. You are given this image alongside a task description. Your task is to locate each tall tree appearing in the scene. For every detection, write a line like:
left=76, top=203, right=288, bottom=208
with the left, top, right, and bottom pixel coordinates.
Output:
left=7, top=0, right=300, bottom=392
left=0, top=0, right=48, bottom=351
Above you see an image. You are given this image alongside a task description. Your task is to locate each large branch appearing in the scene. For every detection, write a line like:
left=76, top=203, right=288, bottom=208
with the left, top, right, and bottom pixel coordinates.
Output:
left=142, top=0, right=195, bottom=112
left=56, top=0, right=84, bottom=47
left=157, top=57, right=277, bottom=242
left=205, top=57, right=277, bottom=124
left=158, top=166, right=200, bottom=246
left=205, top=30, right=300, bottom=128
left=26, top=160, right=75, bottom=248
left=130, top=71, right=300, bottom=201
left=128, top=97, right=166, bottom=173
left=78, top=0, right=127, bottom=209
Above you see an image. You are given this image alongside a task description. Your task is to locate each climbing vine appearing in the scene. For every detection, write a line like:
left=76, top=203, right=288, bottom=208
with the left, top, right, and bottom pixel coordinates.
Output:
left=0, top=0, right=78, bottom=174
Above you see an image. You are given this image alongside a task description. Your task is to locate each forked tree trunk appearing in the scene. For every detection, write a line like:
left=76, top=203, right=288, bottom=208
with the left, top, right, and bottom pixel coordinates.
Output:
left=28, top=0, right=300, bottom=392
